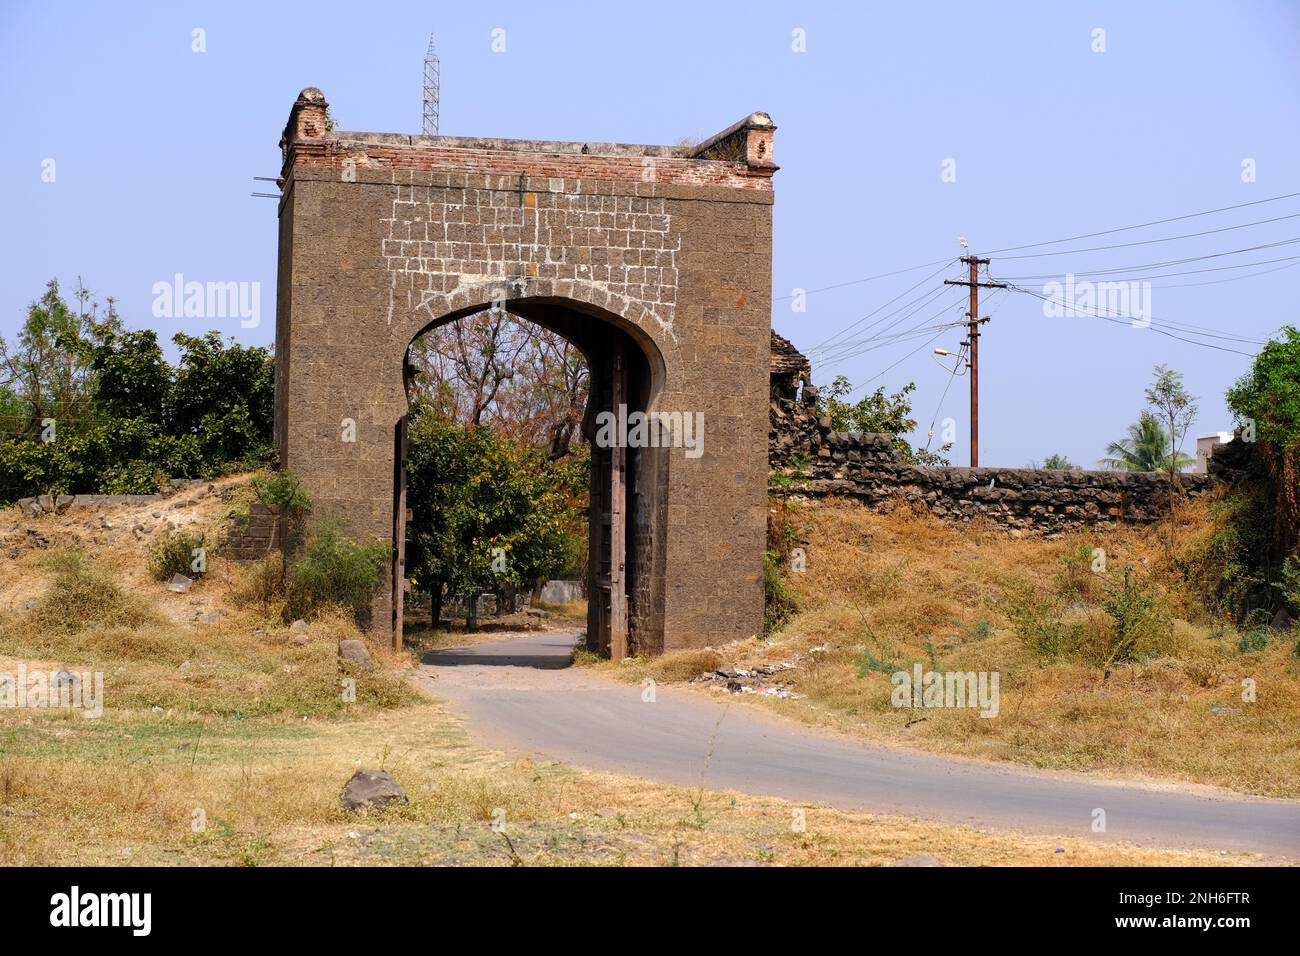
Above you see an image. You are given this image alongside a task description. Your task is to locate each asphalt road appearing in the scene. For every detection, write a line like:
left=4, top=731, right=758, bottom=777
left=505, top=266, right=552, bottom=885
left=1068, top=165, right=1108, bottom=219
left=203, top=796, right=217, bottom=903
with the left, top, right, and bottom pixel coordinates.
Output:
left=417, top=630, right=1300, bottom=857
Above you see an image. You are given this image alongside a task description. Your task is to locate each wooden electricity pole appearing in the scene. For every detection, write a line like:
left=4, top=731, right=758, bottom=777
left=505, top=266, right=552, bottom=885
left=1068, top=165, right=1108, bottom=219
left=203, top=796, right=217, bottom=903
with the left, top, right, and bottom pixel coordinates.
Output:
left=608, top=341, right=629, bottom=661
left=944, top=256, right=1006, bottom=468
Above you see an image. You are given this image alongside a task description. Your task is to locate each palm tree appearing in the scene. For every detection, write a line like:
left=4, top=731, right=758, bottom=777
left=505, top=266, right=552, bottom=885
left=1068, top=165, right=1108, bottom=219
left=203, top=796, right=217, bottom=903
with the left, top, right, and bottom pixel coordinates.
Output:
left=1099, top=413, right=1195, bottom=472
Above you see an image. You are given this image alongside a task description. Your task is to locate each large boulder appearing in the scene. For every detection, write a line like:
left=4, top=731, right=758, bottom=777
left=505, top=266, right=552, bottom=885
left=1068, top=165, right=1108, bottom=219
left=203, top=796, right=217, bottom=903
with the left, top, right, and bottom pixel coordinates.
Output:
left=337, top=639, right=374, bottom=669
left=340, top=769, right=407, bottom=812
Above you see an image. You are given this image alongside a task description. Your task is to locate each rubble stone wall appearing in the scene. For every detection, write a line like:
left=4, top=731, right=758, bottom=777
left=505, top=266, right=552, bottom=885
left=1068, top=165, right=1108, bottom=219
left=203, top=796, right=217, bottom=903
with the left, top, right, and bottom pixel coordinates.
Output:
left=769, top=391, right=1214, bottom=533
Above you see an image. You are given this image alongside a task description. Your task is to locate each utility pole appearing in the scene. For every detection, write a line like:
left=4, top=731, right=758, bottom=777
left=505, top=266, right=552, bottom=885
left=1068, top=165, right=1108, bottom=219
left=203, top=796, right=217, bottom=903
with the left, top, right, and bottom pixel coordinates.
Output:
left=944, top=256, right=1006, bottom=467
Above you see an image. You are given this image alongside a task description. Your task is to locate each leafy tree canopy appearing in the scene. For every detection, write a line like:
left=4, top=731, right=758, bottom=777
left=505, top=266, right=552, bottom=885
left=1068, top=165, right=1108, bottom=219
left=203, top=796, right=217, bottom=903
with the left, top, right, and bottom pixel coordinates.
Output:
left=0, top=280, right=274, bottom=504
left=1100, top=412, right=1193, bottom=472
left=405, top=404, right=583, bottom=606
left=815, top=375, right=951, bottom=465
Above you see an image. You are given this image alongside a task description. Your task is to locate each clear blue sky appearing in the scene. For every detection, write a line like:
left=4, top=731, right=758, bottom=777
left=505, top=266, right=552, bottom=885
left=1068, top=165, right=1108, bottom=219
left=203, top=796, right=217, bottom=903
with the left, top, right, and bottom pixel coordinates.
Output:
left=2, top=0, right=1297, bottom=467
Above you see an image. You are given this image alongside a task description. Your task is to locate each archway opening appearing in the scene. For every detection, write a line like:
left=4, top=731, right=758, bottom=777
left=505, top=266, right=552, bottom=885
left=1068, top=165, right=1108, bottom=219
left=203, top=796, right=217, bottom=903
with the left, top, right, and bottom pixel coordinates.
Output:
left=396, top=296, right=666, bottom=661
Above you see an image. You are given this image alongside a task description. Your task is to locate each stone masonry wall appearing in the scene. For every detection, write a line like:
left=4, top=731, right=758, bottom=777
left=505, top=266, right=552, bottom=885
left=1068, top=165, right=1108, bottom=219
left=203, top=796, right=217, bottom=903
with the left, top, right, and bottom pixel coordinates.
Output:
left=769, top=369, right=1213, bottom=535
left=218, top=502, right=285, bottom=561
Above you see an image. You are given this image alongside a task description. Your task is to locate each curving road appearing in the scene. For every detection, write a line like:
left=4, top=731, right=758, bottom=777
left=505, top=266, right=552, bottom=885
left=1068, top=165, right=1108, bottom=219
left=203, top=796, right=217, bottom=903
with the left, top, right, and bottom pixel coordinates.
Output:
left=415, top=630, right=1300, bottom=858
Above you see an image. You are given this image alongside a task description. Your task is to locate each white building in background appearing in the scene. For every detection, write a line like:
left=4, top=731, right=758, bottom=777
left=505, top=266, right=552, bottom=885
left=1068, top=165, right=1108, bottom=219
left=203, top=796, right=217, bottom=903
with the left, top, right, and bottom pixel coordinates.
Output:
left=1194, top=431, right=1234, bottom=474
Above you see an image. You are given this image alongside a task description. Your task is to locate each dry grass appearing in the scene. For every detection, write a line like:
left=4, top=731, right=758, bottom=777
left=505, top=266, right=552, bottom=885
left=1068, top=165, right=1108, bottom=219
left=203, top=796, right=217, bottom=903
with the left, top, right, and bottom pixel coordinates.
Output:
left=0, top=483, right=1290, bottom=866
left=0, top=487, right=416, bottom=720
left=0, top=703, right=1268, bottom=867
left=586, top=496, right=1300, bottom=798
left=532, top=599, right=588, bottom=621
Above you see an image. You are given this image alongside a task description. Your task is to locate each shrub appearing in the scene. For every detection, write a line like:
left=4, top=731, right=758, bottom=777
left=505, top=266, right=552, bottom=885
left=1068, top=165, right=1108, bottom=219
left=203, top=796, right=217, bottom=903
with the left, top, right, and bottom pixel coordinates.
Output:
left=1099, top=565, right=1171, bottom=664
left=854, top=648, right=901, bottom=676
left=100, top=460, right=168, bottom=495
left=149, top=529, right=207, bottom=581
left=1055, top=543, right=1102, bottom=602
left=231, top=555, right=287, bottom=615
left=1236, top=626, right=1270, bottom=653
left=1175, top=487, right=1280, bottom=621
left=250, top=471, right=310, bottom=517
left=763, top=550, right=797, bottom=635
left=285, top=523, right=387, bottom=623
left=1006, top=586, right=1072, bottom=660
left=25, top=551, right=157, bottom=635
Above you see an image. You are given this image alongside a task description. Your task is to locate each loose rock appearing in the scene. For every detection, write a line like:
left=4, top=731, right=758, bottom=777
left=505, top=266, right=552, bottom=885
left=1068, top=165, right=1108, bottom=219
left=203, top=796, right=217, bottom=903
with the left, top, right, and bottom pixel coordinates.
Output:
left=338, top=639, right=374, bottom=668
left=340, top=769, right=407, bottom=812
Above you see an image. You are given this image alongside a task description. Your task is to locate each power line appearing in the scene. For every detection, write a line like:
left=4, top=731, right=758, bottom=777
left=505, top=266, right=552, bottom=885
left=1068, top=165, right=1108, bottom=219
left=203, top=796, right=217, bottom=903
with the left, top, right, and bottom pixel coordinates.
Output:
left=816, top=288, right=968, bottom=368
left=807, top=260, right=958, bottom=354
left=848, top=288, right=1008, bottom=397
left=1153, top=257, right=1300, bottom=289
left=994, top=273, right=1265, bottom=344
left=774, top=256, right=955, bottom=301
left=1000, top=250, right=1300, bottom=286
left=982, top=189, right=1300, bottom=255
left=783, top=190, right=1300, bottom=307
left=809, top=283, right=952, bottom=357
left=816, top=320, right=967, bottom=371
left=995, top=237, right=1300, bottom=282
left=847, top=328, right=955, bottom=396
left=798, top=193, right=1299, bottom=382
left=992, top=211, right=1300, bottom=260
left=1000, top=282, right=1258, bottom=356
left=812, top=285, right=962, bottom=363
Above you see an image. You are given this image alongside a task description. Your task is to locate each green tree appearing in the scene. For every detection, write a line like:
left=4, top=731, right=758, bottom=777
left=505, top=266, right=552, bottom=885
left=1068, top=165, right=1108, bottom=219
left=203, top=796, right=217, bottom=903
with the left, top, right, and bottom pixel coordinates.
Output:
left=1226, top=325, right=1300, bottom=554
left=0, top=281, right=277, bottom=504
left=166, top=331, right=274, bottom=470
left=1034, top=453, right=1077, bottom=470
left=1145, top=364, right=1199, bottom=481
left=816, top=375, right=951, bottom=465
left=87, top=327, right=171, bottom=425
left=406, top=407, right=578, bottom=629
left=0, top=385, right=28, bottom=437
left=0, top=279, right=112, bottom=436
left=1100, top=413, right=1193, bottom=472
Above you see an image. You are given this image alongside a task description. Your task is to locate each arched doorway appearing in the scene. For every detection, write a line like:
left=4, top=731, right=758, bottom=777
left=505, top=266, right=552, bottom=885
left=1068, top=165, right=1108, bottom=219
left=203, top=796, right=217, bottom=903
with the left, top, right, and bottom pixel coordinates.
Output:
left=397, top=296, right=666, bottom=659
left=275, top=88, right=775, bottom=656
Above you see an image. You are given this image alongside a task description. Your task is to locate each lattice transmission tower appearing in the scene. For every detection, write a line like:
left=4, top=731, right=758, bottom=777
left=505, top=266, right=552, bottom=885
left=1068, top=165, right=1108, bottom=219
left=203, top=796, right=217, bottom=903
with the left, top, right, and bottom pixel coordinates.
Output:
left=422, top=34, right=440, bottom=136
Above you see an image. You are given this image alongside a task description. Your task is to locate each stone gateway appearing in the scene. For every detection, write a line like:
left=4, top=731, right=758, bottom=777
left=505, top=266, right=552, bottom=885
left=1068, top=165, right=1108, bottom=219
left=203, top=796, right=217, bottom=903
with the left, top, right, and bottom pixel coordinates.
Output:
left=274, top=88, right=778, bottom=656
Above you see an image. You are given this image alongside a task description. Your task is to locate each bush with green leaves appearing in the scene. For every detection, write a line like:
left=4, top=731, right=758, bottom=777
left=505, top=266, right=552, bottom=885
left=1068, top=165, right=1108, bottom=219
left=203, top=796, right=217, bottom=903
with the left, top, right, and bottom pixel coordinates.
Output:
left=1006, top=587, right=1073, bottom=660
left=1099, top=565, right=1171, bottom=664
left=405, top=408, right=581, bottom=625
left=0, top=280, right=274, bottom=505
left=1236, top=625, right=1271, bottom=653
left=762, top=550, right=797, bottom=635
left=149, top=529, right=208, bottom=581
left=1175, top=487, right=1279, bottom=621
left=1039, top=453, right=1077, bottom=470
left=1226, top=325, right=1300, bottom=552
left=1171, top=327, right=1300, bottom=626
left=815, top=376, right=950, bottom=465
left=285, top=523, right=388, bottom=624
